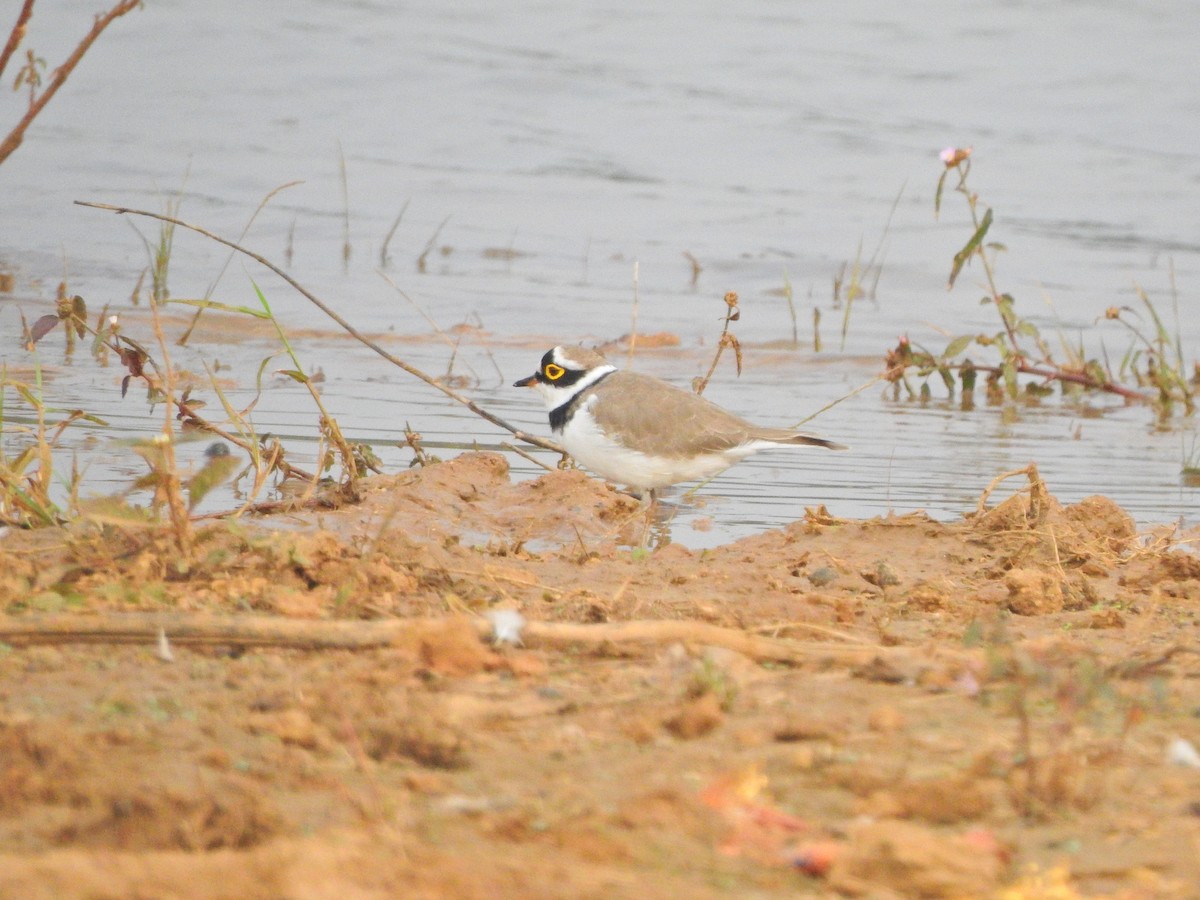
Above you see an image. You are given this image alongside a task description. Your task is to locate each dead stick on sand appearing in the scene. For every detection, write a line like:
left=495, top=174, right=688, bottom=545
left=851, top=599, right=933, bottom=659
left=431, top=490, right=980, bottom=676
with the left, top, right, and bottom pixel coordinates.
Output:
left=0, top=613, right=887, bottom=667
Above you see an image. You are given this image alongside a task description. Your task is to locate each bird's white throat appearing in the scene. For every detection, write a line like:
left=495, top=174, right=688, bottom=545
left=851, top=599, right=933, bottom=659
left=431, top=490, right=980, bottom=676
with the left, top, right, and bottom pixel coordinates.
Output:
left=539, top=363, right=616, bottom=421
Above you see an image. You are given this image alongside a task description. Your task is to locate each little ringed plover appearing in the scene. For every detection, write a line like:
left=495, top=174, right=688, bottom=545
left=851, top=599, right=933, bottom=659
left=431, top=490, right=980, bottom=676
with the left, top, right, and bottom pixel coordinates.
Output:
left=514, top=345, right=845, bottom=497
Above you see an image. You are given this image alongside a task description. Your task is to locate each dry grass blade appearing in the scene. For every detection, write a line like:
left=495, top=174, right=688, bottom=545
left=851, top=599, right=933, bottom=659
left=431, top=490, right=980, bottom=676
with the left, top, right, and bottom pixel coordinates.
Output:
left=0, top=1, right=35, bottom=84
left=694, top=291, right=741, bottom=396
left=974, top=463, right=1047, bottom=517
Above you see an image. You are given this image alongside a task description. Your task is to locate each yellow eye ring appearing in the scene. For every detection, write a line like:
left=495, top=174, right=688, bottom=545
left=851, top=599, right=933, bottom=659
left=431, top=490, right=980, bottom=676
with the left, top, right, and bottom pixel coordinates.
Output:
left=544, top=363, right=566, bottom=381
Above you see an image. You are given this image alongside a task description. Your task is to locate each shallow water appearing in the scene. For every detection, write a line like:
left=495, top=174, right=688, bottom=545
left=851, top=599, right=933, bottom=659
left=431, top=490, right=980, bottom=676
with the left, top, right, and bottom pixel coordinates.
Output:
left=2, top=0, right=1198, bottom=546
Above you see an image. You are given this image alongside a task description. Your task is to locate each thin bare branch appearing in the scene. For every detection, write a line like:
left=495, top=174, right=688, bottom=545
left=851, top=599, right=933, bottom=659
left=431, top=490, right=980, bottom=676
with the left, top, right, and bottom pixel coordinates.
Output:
left=0, top=0, right=141, bottom=167
left=0, top=0, right=35, bottom=83
left=75, top=200, right=565, bottom=454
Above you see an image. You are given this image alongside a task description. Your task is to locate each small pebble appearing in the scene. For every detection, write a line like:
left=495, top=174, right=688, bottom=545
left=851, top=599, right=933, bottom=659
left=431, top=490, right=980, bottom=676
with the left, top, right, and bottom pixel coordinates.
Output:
left=486, top=609, right=526, bottom=646
left=808, top=566, right=839, bottom=587
left=1167, top=736, right=1200, bottom=768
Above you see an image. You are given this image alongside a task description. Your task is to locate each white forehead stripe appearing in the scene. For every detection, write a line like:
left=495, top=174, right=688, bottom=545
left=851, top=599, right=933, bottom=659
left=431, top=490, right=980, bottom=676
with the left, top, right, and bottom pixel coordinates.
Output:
left=553, top=347, right=581, bottom=368
left=552, top=345, right=608, bottom=370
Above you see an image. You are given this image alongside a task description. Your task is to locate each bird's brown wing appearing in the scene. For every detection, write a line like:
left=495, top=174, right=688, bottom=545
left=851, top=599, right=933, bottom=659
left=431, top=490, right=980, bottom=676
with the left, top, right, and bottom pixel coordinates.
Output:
left=587, top=371, right=757, bottom=457
left=588, top=371, right=845, bottom=455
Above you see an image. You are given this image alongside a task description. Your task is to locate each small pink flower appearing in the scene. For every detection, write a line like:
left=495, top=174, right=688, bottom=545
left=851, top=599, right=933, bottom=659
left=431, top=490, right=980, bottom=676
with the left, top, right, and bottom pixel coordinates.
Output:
left=940, top=146, right=973, bottom=167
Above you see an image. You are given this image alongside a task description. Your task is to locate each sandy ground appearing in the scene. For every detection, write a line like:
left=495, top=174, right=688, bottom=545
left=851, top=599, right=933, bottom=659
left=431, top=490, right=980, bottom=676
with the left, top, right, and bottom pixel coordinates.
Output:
left=1, top=451, right=1199, bottom=898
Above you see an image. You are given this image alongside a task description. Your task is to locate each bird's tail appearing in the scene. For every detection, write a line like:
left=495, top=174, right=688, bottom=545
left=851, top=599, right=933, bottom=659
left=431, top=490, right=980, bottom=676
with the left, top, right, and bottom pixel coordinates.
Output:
left=754, top=429, right=847, bottom=451
left=788, top=434, right=848, bottom=451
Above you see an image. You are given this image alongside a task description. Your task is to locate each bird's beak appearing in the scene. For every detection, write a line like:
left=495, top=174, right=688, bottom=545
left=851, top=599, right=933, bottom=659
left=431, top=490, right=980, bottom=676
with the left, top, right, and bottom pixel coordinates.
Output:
left=513, top=373, right=538, bottom=388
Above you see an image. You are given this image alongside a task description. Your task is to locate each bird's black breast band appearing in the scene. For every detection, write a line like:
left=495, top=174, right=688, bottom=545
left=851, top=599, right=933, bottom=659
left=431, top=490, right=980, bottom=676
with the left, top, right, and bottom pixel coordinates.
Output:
left=549, top=370, right=614, bottom=432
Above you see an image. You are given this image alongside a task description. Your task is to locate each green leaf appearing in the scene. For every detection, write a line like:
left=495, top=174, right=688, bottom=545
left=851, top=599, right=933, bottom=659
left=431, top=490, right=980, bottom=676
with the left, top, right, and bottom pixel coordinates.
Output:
left=996, top=294, right=1017, bottom=328
left=1002, top=358, right=1018, bottom=398
left=277, top=369, right=309, bottom=384
left=942, top=335, right=974, bottom=359
left=70, top=295, right=88, bottom=338
left=14, top=383, right=41, bottom=408
left=947, top=207, right=993, bottom=289
left=1016, top=320, right=1041, bottom=338
left=934, top=167, right=950, bottom=217
left=168, top=298, right=272, bottom=319
left=959, top=361, right=977, bottom=393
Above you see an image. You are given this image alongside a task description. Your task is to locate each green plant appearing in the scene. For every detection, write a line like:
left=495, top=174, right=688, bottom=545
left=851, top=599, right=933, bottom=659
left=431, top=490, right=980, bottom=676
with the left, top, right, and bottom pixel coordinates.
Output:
left=0, top=361, right=98, bottom=526
left=885, top=149, right=1191, bottom=415
left=832, top=184, right=899, bottom=351
left=10, top=286, right=317, bottom=540
left=1108, top=277, right=1195, bottom=415
left=251, top=281, right=364, bottom=485
left=780, top=270, right=799, bottom=348
left=687, top=656, right=739, bottom=711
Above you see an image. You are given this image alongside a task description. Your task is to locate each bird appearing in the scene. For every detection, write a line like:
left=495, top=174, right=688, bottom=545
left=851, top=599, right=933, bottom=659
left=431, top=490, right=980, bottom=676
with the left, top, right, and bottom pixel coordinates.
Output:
left=513, top=345, right=845, bottom=499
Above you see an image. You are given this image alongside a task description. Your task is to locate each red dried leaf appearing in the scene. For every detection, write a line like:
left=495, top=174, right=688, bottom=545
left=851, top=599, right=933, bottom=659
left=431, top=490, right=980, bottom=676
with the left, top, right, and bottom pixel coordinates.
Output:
left=29, top=314, right=60, bottom=345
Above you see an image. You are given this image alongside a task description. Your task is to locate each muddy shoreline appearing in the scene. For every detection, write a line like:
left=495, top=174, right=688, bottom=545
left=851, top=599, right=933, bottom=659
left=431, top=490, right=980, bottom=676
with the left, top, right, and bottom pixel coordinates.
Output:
left=1, top=452, right=1198, bottom=897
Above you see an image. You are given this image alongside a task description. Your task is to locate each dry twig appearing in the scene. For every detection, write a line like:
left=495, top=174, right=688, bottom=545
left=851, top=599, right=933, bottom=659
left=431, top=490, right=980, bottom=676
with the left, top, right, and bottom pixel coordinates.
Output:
left=75, top=201, right=564, bottom=455
left=0, top=0, right=141, bottom=166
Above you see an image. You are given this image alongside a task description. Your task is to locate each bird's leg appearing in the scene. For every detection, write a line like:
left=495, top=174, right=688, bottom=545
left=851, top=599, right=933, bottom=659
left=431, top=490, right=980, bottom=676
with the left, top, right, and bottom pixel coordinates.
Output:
left=635, top=488, right=657, bottom=550
left=645, top=489, right=677, bottom=550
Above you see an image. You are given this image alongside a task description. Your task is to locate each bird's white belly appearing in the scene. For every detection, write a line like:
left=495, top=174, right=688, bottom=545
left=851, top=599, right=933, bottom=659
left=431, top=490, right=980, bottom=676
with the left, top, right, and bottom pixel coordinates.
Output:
left=560, top=405, right=742, bottom=490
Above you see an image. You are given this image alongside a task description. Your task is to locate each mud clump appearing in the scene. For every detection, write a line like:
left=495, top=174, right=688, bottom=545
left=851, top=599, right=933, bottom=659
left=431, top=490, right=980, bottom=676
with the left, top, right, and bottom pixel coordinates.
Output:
left=828, top=820, right=1004, bottom=897
left=664, top=692, right=725, bottom=739
left=972, top=488, right=1136, bottom=572
left=1004, top=568, right=1065, bottom=615
left=56, top=774, right=282, bottom=851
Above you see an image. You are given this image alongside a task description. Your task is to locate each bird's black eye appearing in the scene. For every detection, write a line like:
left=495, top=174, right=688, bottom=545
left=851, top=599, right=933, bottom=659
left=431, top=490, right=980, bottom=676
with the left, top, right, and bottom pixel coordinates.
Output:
left=544, top=363, right=566, bottom=381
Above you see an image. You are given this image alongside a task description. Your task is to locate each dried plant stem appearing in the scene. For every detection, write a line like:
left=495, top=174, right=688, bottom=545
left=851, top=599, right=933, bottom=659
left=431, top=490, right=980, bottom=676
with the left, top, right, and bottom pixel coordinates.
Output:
left=180, top=179, right=304, bottom=346
left=0, top=0, right=35, bottom=82
left=146, top=296, right=193, bottom=554
left=793, top=374, right=883, bottom=428
left=892, top=357, right=1149, bottom=403
left=379, top=199, right=409, bottom=267
left=974, top=463, right=1048, bottom=518
left=78, top=311, right=320, bottom=485
left=337, top=140, right=351, bottom=265
left=499, top=441, right=556, bottom=472
left=694, top=291, right=742, bottom=396
left=416, top=215, right=450, bottom=273
left=626, top=260, right=640, bottom=367
left=0, top=0, right=140, bottom=166
left=0, top=612, right=892, bottom=666
left=75, top=201, right=564, bottom=455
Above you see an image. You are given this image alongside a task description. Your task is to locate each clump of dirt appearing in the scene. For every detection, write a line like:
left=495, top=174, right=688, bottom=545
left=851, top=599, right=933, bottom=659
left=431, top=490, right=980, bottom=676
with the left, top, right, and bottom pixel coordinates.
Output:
left=0, top=451, right=1198, bottom=897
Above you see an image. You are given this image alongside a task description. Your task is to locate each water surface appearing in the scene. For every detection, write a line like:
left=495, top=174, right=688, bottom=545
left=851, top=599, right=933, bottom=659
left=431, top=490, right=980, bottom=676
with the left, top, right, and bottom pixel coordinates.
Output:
left=2, top=0, right=1197, bottom=545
